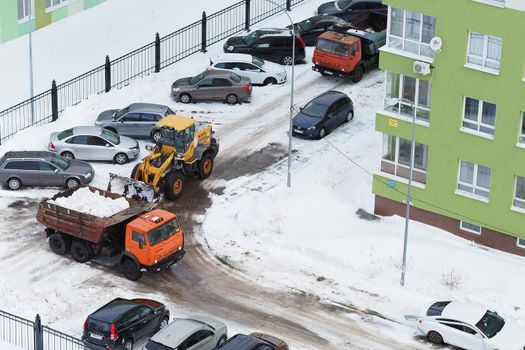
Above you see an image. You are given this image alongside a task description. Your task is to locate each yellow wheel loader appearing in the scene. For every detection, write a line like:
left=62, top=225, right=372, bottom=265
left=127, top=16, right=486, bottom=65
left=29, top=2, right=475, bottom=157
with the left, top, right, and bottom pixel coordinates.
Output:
left=127, top=115, right=219, bottom=200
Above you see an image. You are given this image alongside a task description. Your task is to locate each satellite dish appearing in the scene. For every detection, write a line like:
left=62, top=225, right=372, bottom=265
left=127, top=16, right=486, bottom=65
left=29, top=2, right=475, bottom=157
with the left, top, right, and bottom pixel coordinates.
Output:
left=429, top=36, right=443, bottom=51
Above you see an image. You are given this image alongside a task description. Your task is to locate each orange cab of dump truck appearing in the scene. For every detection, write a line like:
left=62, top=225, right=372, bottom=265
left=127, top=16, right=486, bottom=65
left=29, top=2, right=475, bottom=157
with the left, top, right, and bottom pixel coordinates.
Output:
left=123, top=209, right=184, bottom=278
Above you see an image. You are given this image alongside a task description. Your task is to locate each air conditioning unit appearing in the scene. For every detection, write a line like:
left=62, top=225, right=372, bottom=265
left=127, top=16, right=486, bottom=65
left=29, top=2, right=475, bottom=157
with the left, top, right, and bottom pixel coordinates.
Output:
left=413, top=61, right=431, bottom=75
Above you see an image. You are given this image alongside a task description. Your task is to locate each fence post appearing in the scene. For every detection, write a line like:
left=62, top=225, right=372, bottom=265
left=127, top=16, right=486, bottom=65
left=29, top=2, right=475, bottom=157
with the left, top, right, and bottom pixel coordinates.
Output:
left=286, top=0, right=291, bottom=11
left=34, top=314, right=43, bottom=350
left=245, top=0, right=251, bottom=32
left=51, top=80, right=58, bottom=122
left=104, top=55, right=111, bottom=93
left=155, top=33, right=161, bottom=73
left=201, top=12, right=207, bottom=53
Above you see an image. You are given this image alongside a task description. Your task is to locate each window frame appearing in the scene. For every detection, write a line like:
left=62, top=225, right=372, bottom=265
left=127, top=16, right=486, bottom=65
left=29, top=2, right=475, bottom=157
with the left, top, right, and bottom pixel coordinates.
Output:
left=513, top=176, right=525, bottom=210
left=384, top=72, right=432, bottom=124
left=518, top=112, right=525, bottom=145
left=466, top=31, right=502, bottom=73
left=18, top=0, right=35, bottom=22
left=461, top=97, right=496, bottom=138
left=517, top=237, right=525, bottom=249
left=45, top=0, right=77, bottom=12
left=381, top=134, right=429, bottom=183
left=456, top=160, right=491, bottom=200
left=460, top=221, right=482, bottom=235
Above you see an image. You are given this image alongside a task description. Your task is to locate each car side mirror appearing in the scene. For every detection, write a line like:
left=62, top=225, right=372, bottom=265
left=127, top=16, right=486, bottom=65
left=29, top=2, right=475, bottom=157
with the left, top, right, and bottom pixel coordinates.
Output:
left=54, top=168, right=60, bottom=173
left=474, top=333, right=482, bottom=339
left=195, top=85, right=200, bottom=89
left=105, top=143, right=111, bottom=147
left=232, top=67, right=240, bottom=71
left=299, top=107, right=303, bottom=111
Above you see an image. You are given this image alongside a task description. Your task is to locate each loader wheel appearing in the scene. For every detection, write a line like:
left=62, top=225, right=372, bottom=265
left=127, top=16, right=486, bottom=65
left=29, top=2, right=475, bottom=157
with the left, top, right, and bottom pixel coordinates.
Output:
left=130, top=163, right=141, bottom=180
left=122, top=258, right=142, bottom=281
left=49, top=233, right=70, bottom=255
left=70, top=241, right=93, bottom=263
left=165, top=172, right=185, bottom=200
left=197, top=153, right=214, bottom=179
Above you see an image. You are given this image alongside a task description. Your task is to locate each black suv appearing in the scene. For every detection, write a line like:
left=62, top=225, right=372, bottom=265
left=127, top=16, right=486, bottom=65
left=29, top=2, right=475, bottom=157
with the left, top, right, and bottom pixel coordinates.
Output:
left=317, top=0, right=386, bottom=21
left=218, top=333, right=289, bottom=350
left=223, top=28, right=305, bottom=65
left=82, top=298, right=169, bottom=350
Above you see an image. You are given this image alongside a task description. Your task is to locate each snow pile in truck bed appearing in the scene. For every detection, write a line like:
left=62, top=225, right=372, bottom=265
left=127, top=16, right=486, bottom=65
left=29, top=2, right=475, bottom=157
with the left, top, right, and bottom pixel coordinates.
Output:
left=49, top=187, right=130, bottom=217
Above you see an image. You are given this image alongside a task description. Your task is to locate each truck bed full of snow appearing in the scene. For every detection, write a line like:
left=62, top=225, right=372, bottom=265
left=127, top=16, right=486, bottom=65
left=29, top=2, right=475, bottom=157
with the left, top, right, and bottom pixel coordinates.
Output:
left=48, top=187, right=129, bottom=217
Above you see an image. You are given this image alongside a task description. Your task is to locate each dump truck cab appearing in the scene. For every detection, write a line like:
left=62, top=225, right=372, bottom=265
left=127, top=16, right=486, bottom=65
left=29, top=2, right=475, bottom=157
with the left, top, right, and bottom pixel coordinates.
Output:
left=124, top=209, right=184, bottom=271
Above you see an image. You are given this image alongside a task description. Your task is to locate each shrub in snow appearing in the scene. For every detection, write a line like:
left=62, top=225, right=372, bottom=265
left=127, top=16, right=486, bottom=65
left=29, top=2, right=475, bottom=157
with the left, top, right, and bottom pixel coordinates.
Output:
left=49, top=187, right=129, bottom=217
left=441, top=266, right=463, bottom=290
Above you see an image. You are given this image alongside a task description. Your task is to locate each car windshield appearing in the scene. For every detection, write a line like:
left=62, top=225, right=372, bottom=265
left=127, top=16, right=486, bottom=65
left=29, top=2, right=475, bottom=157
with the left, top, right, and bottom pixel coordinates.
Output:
left=147, top=219, right=180, bottom=246
left=475, top=310, right=505, bottom=338
left=143, top=340, right=173, bottom=350
left=49, top=154, right=70, bottom=170
left=190, top=72, right=205, bottom=85
left=337, top=0, right=353, bottom=9
left=57, top=129, right=74, bottom=140
left=243, top=31, right=261, bottom=45
left=252, top=56, right=265, bottom=68
left=114, top=107, right=129, bottom=119
left=101, top=128, right=120, bottom=145
left=301, top=101, right=328, bottom=118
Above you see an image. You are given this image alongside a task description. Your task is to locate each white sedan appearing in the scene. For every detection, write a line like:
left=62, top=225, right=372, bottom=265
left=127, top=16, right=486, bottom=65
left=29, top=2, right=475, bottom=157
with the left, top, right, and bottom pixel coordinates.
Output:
left=209, top=53, right=286, bottom=85
left=405, top=301, right=525, bottom=350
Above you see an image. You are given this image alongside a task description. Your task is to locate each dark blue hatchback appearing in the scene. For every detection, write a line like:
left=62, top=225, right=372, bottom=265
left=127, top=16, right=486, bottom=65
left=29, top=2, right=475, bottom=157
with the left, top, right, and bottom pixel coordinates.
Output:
left=292, top=91, right=354, bottom=139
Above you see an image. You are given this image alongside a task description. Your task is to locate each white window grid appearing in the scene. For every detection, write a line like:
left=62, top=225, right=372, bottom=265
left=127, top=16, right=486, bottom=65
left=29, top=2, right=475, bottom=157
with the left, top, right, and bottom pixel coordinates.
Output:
left=462, top=97, right=496, bottom=136
left=387, top=7, right=435, bottom=58
left=382, top=135, right=429, bottom=173
left=460, top=221, right=482, bottom=235
left=17, top=0, right=34, bottom=22
left=517, top=237, right=525, bottom=249
left=466, top=31, right=502, bottom=72
left=519, top=112, right=525, bottom=144
left=45, top=0, right=76, bottom=10
left=514, top=176, right=525, bottom=209
left=457, top=160, right=491, bottom=198
left=384, top=72, right=431, bottom=123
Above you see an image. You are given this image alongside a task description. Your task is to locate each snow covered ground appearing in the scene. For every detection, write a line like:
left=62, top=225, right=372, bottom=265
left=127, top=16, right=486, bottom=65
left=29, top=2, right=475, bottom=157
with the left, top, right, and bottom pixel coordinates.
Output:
left=0, top=340, right=24, bottom=350
left=0, top=0, right=524, bottom=348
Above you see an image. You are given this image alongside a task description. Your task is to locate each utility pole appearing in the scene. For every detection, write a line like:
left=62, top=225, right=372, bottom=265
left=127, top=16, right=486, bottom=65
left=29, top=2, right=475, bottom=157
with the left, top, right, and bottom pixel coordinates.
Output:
left=28, top=0, right=35, bottom=123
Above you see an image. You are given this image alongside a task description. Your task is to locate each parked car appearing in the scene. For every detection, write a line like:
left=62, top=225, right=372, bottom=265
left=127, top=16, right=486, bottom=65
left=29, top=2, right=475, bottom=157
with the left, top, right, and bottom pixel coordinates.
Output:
left=95, top=103, right=175, bottom=143
left=143, top=316, right=227, bottom=350
left=171, top=70, right=252, bottom=105
left=223, top=28, right=305, bottom=65
left=210, top=54, right=287, bottom=86
left=405, top=301, right=525, bottom=350
left=317, top=0, right=386, bottom=21
left=0, top=151, right=94, bottom=190
left=83, top=298, right=170, bottom=350
left=287, top=15, right=347, bottom=46
left=292, top=91, right=354, bottom=139
left=48, top=126, right=139, bottom=165
left=218, top=333, right=288, bottom=350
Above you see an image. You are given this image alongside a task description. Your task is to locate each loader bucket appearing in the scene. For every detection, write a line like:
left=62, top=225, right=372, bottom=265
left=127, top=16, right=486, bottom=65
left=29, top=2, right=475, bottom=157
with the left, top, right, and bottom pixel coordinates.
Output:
left=107, top=173, right=159, bottom=203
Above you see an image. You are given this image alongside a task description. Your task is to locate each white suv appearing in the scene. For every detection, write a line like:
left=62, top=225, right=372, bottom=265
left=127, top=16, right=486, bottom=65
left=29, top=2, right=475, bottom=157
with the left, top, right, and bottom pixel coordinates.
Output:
left=209, top=53, right=287, bottom=86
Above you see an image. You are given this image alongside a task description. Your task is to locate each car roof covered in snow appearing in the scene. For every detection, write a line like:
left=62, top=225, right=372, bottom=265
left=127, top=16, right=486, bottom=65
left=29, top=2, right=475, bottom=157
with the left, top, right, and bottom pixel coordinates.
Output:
left=441, top=301, right=487, bottom=325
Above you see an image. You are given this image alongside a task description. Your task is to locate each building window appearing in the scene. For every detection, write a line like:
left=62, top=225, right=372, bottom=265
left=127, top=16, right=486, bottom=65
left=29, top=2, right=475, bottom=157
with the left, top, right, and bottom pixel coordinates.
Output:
left=457, top=160, right=491, bottom=199
left=467, top=32, right=502, bottom=72
left=517, top=238, right=525, bottom=248
left=460, top=221, right=482, bottom=234
left=519, top=112, right=525, bottom=144
left=462, top=97, right=496, bottom=137
left=514, top=176, right=525, bottom=209
left=381, top=134, right=428, bottom=183
left=17, top=0, right=33, bottom=21
left=45, top=0, right=70, bottom=9
left=385, top=73, right=432, bottom=123
left=388, top=7, right=436, bottom=58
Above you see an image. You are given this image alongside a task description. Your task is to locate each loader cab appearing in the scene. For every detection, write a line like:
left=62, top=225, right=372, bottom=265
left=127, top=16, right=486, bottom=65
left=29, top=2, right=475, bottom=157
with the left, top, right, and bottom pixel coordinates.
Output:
left=156, top=115, right=197, bottom=156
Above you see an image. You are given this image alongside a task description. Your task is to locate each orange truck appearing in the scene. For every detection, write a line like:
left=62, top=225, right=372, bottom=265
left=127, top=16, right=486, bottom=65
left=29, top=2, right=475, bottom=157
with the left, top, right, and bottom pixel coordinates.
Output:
left=312, top=10, right=387, bottom=82
left=36, top=186, right=185, bottom=281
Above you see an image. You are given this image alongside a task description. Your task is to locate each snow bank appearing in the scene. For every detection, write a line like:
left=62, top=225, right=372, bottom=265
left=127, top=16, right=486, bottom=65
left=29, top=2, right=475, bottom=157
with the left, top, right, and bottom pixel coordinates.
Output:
left=0, top=340, right=25, bottom=350
left=49, top=187, right=129, bottom=217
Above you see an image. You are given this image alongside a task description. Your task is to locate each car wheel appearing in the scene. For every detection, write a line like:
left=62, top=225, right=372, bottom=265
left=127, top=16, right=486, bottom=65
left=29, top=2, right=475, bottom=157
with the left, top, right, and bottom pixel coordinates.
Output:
left=70, top=241, right=93, bottom=263
left=122, top=258, right=142, bottom=281
left=225, top=94, right=238, bottom=105
left=114, top=153, right=129, bottom=165
left=61, top=151, right=74, bottom=160
left=66, top=178, right=80, bottom=189
left=123, top=338, right=134, bottom=350
left=7, top=177, right=21, bottom=190
left=197, top=152, right=214, bottom=179
left=48, top=233, right=70, bottom=255
left=263, top=77, right=277, bottom=85
left=346, top=111, right=354, bottom=123
left=352, top=65, right=364, bottom=83
left=164, top=172, right=185, bottom=200
left=318, top=127, right=326, bottom=139
left=152, top=129, right=162, bottom=143
left=159, top=316, right=169, bottom=330
left=281, top=55, right=293, bottom=65
left=180, top=93, right=192, bottom=104
left=216, top=335, right=227, bottom=348
left=426, top=331, right=443, bottom=345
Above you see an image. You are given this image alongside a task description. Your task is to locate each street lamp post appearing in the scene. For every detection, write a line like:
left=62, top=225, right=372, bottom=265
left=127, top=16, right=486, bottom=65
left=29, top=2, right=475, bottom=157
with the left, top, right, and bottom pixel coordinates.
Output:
left=27, top=0, right=35, bottom=123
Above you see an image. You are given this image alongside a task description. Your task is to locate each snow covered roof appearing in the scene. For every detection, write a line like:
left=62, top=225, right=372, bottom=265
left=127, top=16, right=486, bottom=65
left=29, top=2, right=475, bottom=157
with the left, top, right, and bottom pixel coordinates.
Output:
left=441, top=301, right=486, bottom=325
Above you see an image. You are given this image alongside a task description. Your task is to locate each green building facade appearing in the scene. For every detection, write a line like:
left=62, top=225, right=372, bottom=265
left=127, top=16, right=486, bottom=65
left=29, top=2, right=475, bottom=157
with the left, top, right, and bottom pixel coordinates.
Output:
left=0, top=0, right=106, bottom=44
left=373, top=0, right=525, bottom=254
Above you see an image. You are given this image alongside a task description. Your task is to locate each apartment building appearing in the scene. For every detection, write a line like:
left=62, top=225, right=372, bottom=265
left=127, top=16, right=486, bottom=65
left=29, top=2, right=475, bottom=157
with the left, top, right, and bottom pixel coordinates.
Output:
left=373, top=0, right=525, bottom=255
left=0, top=0, right=106, bottom=44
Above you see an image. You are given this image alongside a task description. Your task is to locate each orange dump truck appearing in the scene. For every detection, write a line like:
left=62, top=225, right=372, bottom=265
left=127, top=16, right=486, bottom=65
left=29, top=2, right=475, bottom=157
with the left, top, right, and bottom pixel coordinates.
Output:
left=36, top=186, right=185, bottom=280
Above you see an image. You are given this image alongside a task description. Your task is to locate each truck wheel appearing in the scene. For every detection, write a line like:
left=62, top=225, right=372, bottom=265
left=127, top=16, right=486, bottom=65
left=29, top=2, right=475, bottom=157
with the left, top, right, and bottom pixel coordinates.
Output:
left=164, top=172, right=185, bottom=200
left=70, top=241, right=93, bottom=263
left=49, top=233, right=70, bottom=255
left=352, top=65, right=364, bottom=83
left=197, top=153, right=214, bottom=179
left=122, top=258, right=142, bottom=281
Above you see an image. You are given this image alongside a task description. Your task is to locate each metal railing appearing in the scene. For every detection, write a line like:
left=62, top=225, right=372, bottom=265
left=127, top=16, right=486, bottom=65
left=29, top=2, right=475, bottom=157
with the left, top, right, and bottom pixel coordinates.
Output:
left=0, top=0, right=306, bottom=145
left=0, top=311, right=86, bottom=350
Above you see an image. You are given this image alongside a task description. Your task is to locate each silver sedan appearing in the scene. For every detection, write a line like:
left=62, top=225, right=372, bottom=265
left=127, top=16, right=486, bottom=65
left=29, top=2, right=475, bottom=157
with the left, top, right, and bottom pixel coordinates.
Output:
left=49, top=126, right=140, bottom=165
left=143, top=315, right=227, bottom=350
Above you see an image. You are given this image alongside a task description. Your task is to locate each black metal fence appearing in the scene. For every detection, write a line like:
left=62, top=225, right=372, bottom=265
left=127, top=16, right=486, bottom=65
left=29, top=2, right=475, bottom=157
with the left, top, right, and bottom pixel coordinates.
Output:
left=0, top=0, right=306, bottom=145
left=0, top=310, right=86, bottom=350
